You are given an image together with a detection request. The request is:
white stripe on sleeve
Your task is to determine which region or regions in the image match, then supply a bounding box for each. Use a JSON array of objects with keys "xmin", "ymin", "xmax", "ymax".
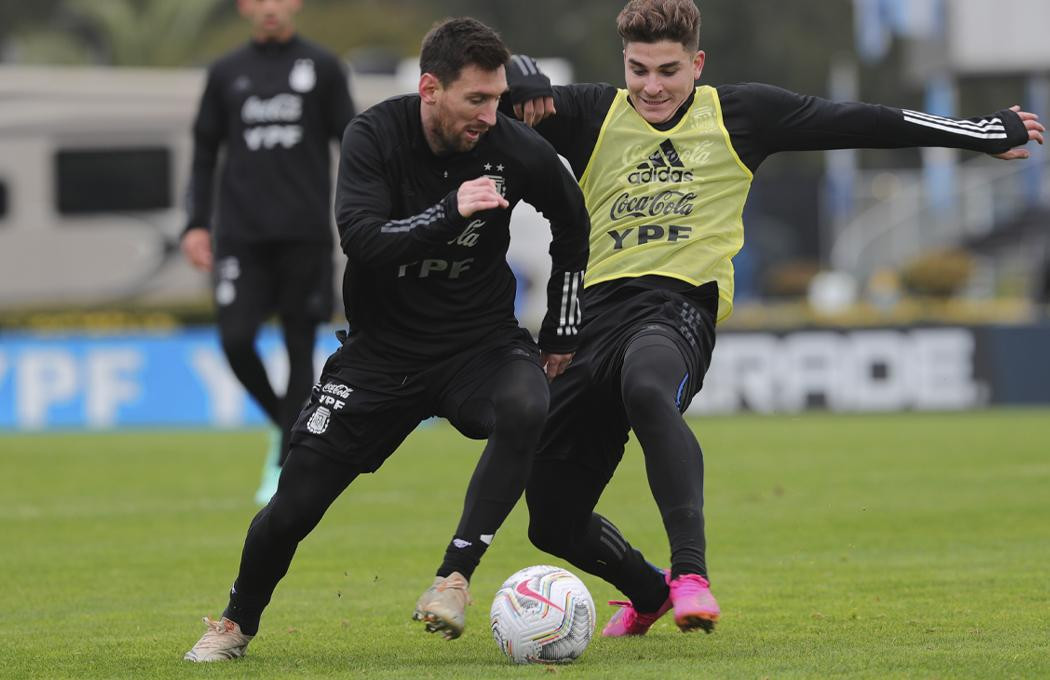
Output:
[
  {"xmin": 555, "ymin": 271, "xmax": 583, "ymax": 337},
  {"xmin": 902, "ymin": 113, "xmax": 1008, "ymax": 140}
]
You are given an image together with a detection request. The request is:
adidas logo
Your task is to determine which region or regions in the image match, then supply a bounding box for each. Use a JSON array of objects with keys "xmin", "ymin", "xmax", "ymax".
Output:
[{"xmin": 628, "ymin": 139, "xmax": 694, "ymax": 185}]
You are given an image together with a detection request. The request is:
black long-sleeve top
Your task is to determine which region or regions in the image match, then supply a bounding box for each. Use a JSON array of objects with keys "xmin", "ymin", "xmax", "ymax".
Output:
[
  {"xmin": 505, "ymin": 66, "xmax": 1030, "ymax": 315},
  {"xmin": 512, "ymin": 80, "xmax": 1027, "ymax": 180},
  {"xmin": 334, "ymin": 94, "xmax": 590, "ymax": 369},
  {"xmin": 186, "ymin": 35, "xmax": 355, "ymax": 244}
]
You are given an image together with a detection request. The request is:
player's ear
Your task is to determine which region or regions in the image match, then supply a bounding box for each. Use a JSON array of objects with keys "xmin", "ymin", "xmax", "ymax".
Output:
[
  {"xmin": 419, "ymin": 72, "xmax": 441, "ymax": 104},
  {"xmin": 693, "ymin": 50, "xmax": 705, "ymax": 80}
]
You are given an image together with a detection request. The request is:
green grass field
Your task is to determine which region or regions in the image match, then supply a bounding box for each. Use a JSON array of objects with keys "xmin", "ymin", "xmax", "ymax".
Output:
[{"xmin": 2, "ymin": 410, "xmax": 1048, "ymax": 679}]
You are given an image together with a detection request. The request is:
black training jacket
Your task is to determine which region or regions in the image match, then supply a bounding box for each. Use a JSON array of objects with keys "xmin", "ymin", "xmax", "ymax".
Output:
[
  {"xmin": 335, "ymin": 94, "xmax": 590, "ymax": 368},
  {"xmin": 187, "ymin": 35, "xmax": 355, "ymax": 244}
]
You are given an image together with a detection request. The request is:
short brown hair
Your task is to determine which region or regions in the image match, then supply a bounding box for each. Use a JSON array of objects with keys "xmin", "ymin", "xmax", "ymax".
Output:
[
  {"xmin": 420, "ymin": 17, "xmax": 510, "ymax": 86},
  {"xmin": 616, "ymin": 0, "xmax": 701, "ymax": 51}
]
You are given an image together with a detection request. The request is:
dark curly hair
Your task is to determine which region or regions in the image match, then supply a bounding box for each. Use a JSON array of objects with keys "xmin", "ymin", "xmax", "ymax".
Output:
[
  {"xmin": 617, "ymin": 0, "xmax": 701, "ymax": 51},
  {"xmin": 420, "ymin": 17, "xmax": 510, "ymax": 86}
]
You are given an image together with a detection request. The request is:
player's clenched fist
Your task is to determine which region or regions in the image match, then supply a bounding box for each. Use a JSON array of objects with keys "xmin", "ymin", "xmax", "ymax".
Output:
[{"xmin": 457, "ymin": 176, "xmax": 509, "ymax": 218}]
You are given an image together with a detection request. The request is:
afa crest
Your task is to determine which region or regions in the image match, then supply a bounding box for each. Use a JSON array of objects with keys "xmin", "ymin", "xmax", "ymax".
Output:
[
  {"xmin": 306, "ymin": 406, "xmax": 331, "ymax": 435},
  {"xmin": 289, "ymin": 59, "xmax": 316, "ymax": 93}
]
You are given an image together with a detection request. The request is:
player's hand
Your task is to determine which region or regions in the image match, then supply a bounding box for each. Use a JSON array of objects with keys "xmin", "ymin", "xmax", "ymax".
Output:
[
  {"xmin": 457, "ymin": 176, "xmax": 509, "ymax": 218},
  {"xmin": 181, "ymin": 227, "xmax": 213, "ymax": 272},
  {"xmin": 993, "ymin": 106, "xmax": 1044, "ymax": 160},
  {"xmin": 512, "ymin": 96, "xmax": 556, "ymax": 127},
  {"xmin": 541, "ymin": 351, "xmax": 573, "ymax": 382}
]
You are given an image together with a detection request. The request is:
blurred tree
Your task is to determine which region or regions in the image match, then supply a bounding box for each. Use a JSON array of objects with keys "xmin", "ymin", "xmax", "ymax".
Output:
[
  {"xmin": 188, "ymin": 0, "xmax": 438, "ymax": 68},
  {"xmin": 0, "ymin": 0, "xmax": 66, "ymax": 41},
  {"xmin": 438, "ymin": 0, "xmax": 856, "ymax": 92},
  {"xmin": 9, "ymin": 0, "xmax": 227, "ymax": 66}
]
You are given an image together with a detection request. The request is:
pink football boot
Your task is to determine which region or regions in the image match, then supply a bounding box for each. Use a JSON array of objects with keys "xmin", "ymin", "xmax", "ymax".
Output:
[{"xmin": 669, "ymin": 573, "xmax": 719, "ymax": 633}]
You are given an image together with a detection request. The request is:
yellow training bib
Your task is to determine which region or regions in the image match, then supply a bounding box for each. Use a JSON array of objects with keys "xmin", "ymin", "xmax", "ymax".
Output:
[{"xmin": 579, "ymin": 86, "xmax": 752, "ymax": 321}]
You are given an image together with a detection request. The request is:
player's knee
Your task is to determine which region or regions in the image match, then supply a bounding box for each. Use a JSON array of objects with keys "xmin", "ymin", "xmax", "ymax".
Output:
[
  {"xmin": 622, "ymin": 375, "xmax": 678, "ymax": 422},
  {"xmin": 219, "ymin": 324, "xmax": 258, "ymax": 357},
  {"xmin": 527, "ymin": 514, "xmax": 571, "ymax": 557},
  {"xmin": 263, "ymin": 488, "xmax": 325, "ymax": 543},
  {"xmin": 525, "ymin": 482, "xmax": 576, "ymax": 556},
  {"xmin": 490, "ymin": 377, "xmax": 548, "ymax": 440},
  {"xmin": 264, "ymin": 504, "xmax": 316, "ymax": 545},
  {"xmin": 499, "ymin": 387, "xmax": 548, "ymax": 432},
  {"xmin": 279, "ymin": 317, "xmax": 316, "ymax": 355}
]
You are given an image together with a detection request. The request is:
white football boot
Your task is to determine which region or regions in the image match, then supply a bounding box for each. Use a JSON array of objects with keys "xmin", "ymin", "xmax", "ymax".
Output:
[
  {"xmin": 412, "ymin": 572, "xmax": 472, "ymax": 640},
  {"xmin": 184, "ymin": 616, "xmax": 253, "ymax": 662}
]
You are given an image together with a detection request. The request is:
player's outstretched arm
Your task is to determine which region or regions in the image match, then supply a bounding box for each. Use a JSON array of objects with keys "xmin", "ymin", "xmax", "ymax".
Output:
[
  {"xmin": 992, "ymin": 105, "xmax": 1044, "ymax": 160},
  {"xmin": 504, "ymin": 55, "xmax": 616, "ymax": 177},
  {"xmin": 730, "ymin": 83, "xmax": 1038, "ymax": 166},
  {"xmin": 506, "ymin": 55, "xmax": 557, "ymax": 126}
]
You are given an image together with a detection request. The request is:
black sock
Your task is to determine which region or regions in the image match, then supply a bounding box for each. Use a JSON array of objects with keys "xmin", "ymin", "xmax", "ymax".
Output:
[
  {"xmin": 635, "ymin": 561, "xmax": 672, "ymax": 613},
  {"xmin": 664, "ymin": 506, "xmax": 707, "ymax": 580},
  {"xmin": 582, "ymin": 515, "xmax": 668, "ymax": 612},
  {"xmin": 437, "ymin": 534, "xmax": 491, "ymax": 580},
  {"xmin": 222, "ymin": 583, "xmax": 269, "ymax": 636}
]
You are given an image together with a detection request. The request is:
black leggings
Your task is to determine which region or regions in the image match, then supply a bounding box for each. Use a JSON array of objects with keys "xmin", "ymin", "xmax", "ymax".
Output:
[
  {"xmin": 224, "ymin": 446, "xmax": 357, "ymax": 634},
  {"xmin": 527, "ymin": 333, "xmax": 706, "ymax": 611},
  {"xmin": 220, "ymin": 312, "xmax": 316, "ymax": 466},
  {"xmin": 224, "ymin": 358, "xmax": 548, "ymax": 633},
  {"xmin": 437, "ymin": 359, "xmax": 549, "ymax": 578}
]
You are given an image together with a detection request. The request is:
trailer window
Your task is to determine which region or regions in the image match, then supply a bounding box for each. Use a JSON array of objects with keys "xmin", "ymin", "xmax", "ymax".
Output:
[{"xmin": 55, "ymin": 147, "xmax": 171, "ymax": 215}]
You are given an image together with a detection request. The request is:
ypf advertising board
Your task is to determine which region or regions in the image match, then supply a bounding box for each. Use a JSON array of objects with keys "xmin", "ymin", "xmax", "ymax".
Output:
[
  {"xmin": 0, "ymin": 324, "xmax": 1047, "ymax": 430},
  {"xmin": 690, "ymin": 325, "xmax": 1050, "ymax": 414},
  {"xmin": 0, "ymin": 327, "xmax": 339, "ymax": 431}
]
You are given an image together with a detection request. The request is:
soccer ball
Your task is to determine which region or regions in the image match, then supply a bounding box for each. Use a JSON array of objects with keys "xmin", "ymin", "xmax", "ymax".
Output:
[{"xmin": 489, "ymin": 565, "xmax": 596, "ymax": 664}]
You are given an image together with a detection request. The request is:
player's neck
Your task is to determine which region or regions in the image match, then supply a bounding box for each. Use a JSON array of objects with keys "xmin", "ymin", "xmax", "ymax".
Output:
[
  {"xmin": 252, "ymin": 26, "xmax": 296, "ymax": 44},
  {"xmin": 627, "ymin": 88, "xmax": 697, "ymax": 131},
  {"xmin": 419, "ymin": 105, "xmax": 450, "ymax": 157}
]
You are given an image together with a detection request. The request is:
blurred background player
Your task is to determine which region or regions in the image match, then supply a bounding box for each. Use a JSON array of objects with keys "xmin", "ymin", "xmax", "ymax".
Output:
[
  {"xmin": 507, "ymin": 0, "xmax": 1044, "ymax": 638},
  {"xmin": 183, "ymin": 17, "xmax": 589, "ymax": 661},
  {"xmin": 181, "ymin": 0, "xmax": 355, "ymax": 504}
]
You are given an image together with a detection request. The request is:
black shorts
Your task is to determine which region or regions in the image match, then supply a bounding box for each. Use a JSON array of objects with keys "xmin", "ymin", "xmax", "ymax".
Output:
[
  {"xmin": 213, "ymin": 240, "xmax": 334, "ymax": 325},
  {"xmin": 289, "ymin": 328, "xmax": 542, "ymax": 472},
  {"xmin": 535, "ymin": 282, "xmax": 717, "ymax": 479}
]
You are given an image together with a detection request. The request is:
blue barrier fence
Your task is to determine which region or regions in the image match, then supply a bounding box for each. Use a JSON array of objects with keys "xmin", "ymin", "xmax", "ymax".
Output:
[
  {"xmin": 0, "ymin": 326, "xmax": 340, "ymax": 430},
  {"xmin": 1, "ymin": 323, "xmax": 1048, "ymax": 431}
]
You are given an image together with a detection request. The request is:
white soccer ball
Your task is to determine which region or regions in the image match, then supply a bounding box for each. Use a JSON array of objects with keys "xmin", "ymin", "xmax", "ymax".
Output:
[{"xmin": 490, "ymin": 564, "xmax": 596, "ymax": 664}]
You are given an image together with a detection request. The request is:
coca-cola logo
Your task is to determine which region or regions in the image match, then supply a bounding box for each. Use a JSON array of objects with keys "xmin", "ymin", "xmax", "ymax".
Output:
[
  {"xmin": 241, "ymin": 94, "xmax": 303, "ymax": 124},
  {"xmin": 609, "ymin": 190, "xmax": 696, "ymax": 221}
]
